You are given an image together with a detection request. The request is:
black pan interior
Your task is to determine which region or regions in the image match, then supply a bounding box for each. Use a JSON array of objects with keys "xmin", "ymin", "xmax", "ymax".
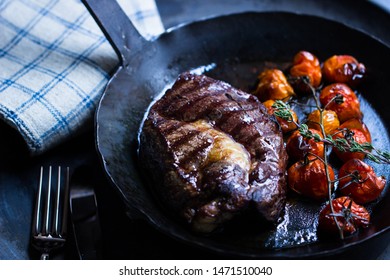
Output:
[{"xmin": 94, "ymin": 11, "xmax": 390, "ymax": 258}]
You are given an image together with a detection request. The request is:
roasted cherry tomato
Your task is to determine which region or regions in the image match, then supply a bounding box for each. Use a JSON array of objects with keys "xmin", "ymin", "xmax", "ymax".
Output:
[
  {"xmin": 254, "ymin": 69, "xmax": 295, "ymax": 102},
  {"xmin": 339, "ymin": 118, "xmax": 371, "ymax": 143},
  {"xmin": 319, "ymin": 83, "xmax": 362, "ymax": 123},
  {"xmin": 286, "ymin": 128, "xmax": 324, "ymax": 161},
  {"xmin": 322, "ymin": 55, "xmax": 366, "ymax": 87},
  {"xmin": 338, "ymin": 159, "xmax": 386, "ymax": 204},
  {"xmin": 307, "ymin": 109, "xmax": 340, "ymax": 135},
  {"xmin": 332, "ymin": 128, "xmax": 369, "ymax": 162},
  {"xmin": 289, "ymin": 51, "xmax": 322, "ymax": 93},
  {"xmin": 318, "ymin": 196, "xmax": 370, "ymax": 236},
  {"xmin": 288, "ymin": 159, "xmax": 335, "ymax": 200},
  {"xmin": 263, "ymin": 99, "xmax": 298, "ymax": 133}
]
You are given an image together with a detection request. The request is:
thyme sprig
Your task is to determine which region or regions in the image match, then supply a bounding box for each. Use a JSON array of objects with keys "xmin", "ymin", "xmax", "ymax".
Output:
[
  {"xmin": 272, "ymin": 100, "xmax": 296, "ymax": 123},
  {"xmin": 272, "ymin": 102, "xmax": 390, "ymax": 164},
  {"xmin": 328, "ymin": 131, "xmax": 390, "ymax": 164}
]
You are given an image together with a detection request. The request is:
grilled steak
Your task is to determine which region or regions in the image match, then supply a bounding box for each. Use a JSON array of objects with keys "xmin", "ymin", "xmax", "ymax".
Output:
[{"xmin": 139, "ymin": 72, "xmax": 288, "ymax": 233}]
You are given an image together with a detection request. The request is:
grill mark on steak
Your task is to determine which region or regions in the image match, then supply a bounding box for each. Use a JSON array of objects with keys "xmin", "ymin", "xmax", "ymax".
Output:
[
  {"xmin": 139, "ymin": 72, "xmax": 287, "ymax": 233},
  {"xmin": 167, "ymin": 128, "xmax": 199, "ymax": 149}
]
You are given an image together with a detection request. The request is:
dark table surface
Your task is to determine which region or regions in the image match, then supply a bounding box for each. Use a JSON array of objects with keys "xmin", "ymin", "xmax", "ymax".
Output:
[{"xmin": 1, "ymin": 0, "xmax": 389, "ymax": 260}]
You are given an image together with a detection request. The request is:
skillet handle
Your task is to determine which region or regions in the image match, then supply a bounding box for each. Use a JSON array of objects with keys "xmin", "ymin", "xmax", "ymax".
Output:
[{"xmin": 82, "ymin": 0, "xmax": 146, "ymax": 65}]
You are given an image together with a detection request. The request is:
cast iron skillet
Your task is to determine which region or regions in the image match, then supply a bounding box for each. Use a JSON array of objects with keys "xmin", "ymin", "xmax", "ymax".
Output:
[{"xmin": 83, "ymin": 0, "xmax": 390, "ymax": 258}]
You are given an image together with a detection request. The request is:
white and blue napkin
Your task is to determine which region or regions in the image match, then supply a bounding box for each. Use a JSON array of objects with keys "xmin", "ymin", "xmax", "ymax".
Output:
[{"xmin": 0, "ymin": 0, "xmax": 164, "ymax": 155}]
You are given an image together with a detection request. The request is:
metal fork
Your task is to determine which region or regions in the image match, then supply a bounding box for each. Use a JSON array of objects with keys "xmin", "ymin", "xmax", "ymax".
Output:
[{"xmin": 31, "ymin": 166, "xmax": 70, "ymax": 260}]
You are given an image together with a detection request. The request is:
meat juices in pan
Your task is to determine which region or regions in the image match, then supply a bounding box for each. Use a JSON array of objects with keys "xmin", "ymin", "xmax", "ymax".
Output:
[{"xmin": 139, "ymin": 72, "xmax": 288, "ymax": 233}]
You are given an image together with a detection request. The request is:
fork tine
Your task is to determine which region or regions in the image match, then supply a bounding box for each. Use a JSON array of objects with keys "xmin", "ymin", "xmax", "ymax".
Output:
[
  {"xmin": 32, "ymin": 166, "xmax": 44, "ymax": 236},
  {"xmin": 53, "ymin": 166, "xmax": 61, "ymax": 236},
  {"xmin": 42, "ymin": 166, "xmax": 52, "ymax": 235},
  {"xmin": 61, "ymin": 167, "xmax": 70, "ymax": 237}
]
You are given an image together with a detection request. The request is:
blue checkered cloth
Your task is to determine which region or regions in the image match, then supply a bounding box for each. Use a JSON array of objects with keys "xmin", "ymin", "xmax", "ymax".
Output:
[{"xmin": 0, "ymin": 0, "xmax": 164, "ymax": 155}]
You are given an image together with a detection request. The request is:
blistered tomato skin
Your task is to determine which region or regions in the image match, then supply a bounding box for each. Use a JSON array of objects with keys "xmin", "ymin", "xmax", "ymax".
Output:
[
  {"xmin": 318, "ymin": 196, "xmax": 370, "ymax": 236},
  {"xmin": 307, "ymin": 109, "xmax": 340, "ymax": 135},
  {"xmin": 339, "ymin": 118, "xmax": 371, "ymax": 143},
  {"xmin": 263, "ymin": 99, "xmax": 298, "ymax": 133},
  {"xmin": 322, "ymin": 55, "xmax": 366, "ymax": 87},
  {"xmin": 339, "ymin": 159, "xmax": 386, "ymax": 204},
  {"xmin": 287, "ymin": 159, "xmax": 335, "ymax": 200},
  {"xmin": 332, "ymin": 128, "xmax": 368, "ymax": 162},
  {"xmin": 254, "ymin": 69, "xmax": 295, "ymax": 102},
  {"xmin": 320, "ymin": 83, "xmax": 362, "ymax": 123},
  {"xmin": 290, "ymin": 51, "xmax": 322, "ymax": 93},
  {"xmin": 286, "ymin": 129, "xmax": 324, "ymax": 161}
]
